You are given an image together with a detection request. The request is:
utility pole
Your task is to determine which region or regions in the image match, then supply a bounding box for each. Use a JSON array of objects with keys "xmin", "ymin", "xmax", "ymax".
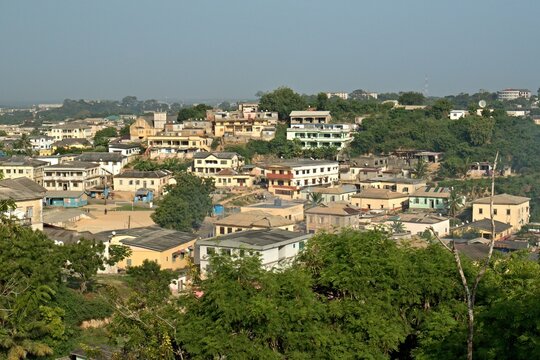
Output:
[{"xmin": 127, "ymin": 215, "xmax": 131, "ymax": 229}]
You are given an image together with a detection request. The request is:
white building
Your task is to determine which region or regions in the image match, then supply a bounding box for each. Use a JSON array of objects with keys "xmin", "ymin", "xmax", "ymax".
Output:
[
  {"xmin": 386, "ymin": 213, "xmax": 450, "ymax": 237},
  {"xmin": 43, "ymin": 161, "xmax": 103, "ymax": 191},
  {"xmin": 29, "ymin": 135, "xmax": 55, "ymax": 152},
  {"xmin": 326, "ymin": 92, "xmax": 349, "ymax": 100},
  {"xmin": 286, "ymin": 123, "xmax": 355, "ymax": 149},
  {"xmin": 108, "ymin": 143, "xmax": 141, "ymax": 159},
  {"xmin": 449, "ymin": 110, "xmax": 468, "ymax": 120},
  {"xmin": 197, "ymin": 229, "xmax": 312, "ymax": 275},
  {"xmin": 75, "ymin": 152, "xmax": 128, "ymax": 176},
  {"xmin": 265, "ymin": 159, "xmax": 340, "ymax": 199},
  {"xmin": 497, "ymin": 89, "xmax": 532, "ymax": 101}
]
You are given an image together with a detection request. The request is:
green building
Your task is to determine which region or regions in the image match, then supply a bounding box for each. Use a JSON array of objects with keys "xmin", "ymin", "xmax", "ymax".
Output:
[{"xmin": 409, "ymin": 186, "xmax": 450, "ymax": 211}]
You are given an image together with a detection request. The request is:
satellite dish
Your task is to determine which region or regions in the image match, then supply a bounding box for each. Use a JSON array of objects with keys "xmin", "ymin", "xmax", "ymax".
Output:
[{"xmin": 478, "ymin": 100, "xmax": 487, "ymax": 108}]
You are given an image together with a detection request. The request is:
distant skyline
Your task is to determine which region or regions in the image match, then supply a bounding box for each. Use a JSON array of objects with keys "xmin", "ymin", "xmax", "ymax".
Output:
[{"xmin": 1, "ymin": 0, "xmax": 539, "ymax": 104}]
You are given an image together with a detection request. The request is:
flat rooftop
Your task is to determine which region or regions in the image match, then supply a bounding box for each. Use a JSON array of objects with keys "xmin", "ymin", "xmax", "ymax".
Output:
[{"xmin": 198, "ymin": 229, "xmax": 311, "ymax": 250}]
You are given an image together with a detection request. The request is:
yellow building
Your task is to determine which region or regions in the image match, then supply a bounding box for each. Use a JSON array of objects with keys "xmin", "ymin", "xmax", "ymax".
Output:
[
  {"xmin": 0, "ymin": 177, "xmax": 47, "ymax": 231},
  {"xmin": 240, "ymin": 198, "xmax": 304, "ymax": 222},
  {"xmin": 454, "ymin": 219, "xmax": 513, "ymax": 241},
  {"xmin": 130, "ymin": 117, "xmax": 157, "ymax": 141},
  {"xmin": 351, "ymin": 188, "xmax": 408, "ymax": 212},
  {"xmin": 113, "ymin": 170, "xmax": 173, "ymax": 196},
  {"xmin": 213, "ymin": 114, "xmax": 278, "ymax": 139},
  {"xmin": 0, "ymin": 156, "xmax": 48, "ymax": 185},
  {"xmin": 214, "ymin": 210, "xmax": 295, "ymax": 236},
  {"xmin": 47, "ymin": 123, "xmax": 92, "ymax": 141},
  {"xmin": 147, "ymin": 134, "xmax": 212, "ymax": 159},
  {"xmin": 472, "ymin": 193, "xmax": 530, "ymax": 232},
  {"xmin": 305, "ymin": 202, "xmax": 362, "ymax": 234},
  {"xmin": 111, "ymin": 226, "xmax": 197, "ymax": 270},
  {"xmin": 51, "ymin": 138, "xmax": 92, "ymax": 151},
  {"xmin": 192, "ymin": 152, "xmax": 243, "ymax": 175}
]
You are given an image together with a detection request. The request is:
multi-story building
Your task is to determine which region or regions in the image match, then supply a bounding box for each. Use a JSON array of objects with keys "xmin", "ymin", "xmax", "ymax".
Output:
[
  {"xmin": 305, "ymin": 202, "xmax": 363, "ymax": 233},
  {"xmin": 300, "ymin": 185, "xmax": 357, "ymax": 204},
  {"xmin": 264, "ymin": 159, "xmax": 339, "ymax": 199},
  {"xmin": 0, "ymin": 156, "xmax": 48, "ymax": 185},
  {"xmin": 29, "ymin": 135, "xmax": 55, "ymax": 155},
  {"xmin": 43, "ymin": 161, "xmax": 103, "ymax": 191},
  {"xmin": 146, "ymin": 134, "xmax": 212, "ymax": 159},
  {"xmin": 197, "ymin": 229, "xmax": 312, "ymax": 275},
  {"xmin": 108, "ymin": 143, "xmax": 141, "ymax": 160},
  {"xmin": 47, "ymin": 123, "xmax": 92, "ymax": 141},
  {"xmin": 289, "ymin": 111, "xmax": 331, "ymax": 124},
  {"xmin": 213, "ymin": 112, "xmax": 278, "ymax": 140},
  {"xmin": 113, "ymin": 170, "xmax": 173, "ymax": 196},
  {"xmin": 384, "ymin": 213, "xmax": 450, "ymax": 237},
  {"xmin": 76, "ymin": 152, "xmax": 128, "ymax": 176},
  {"xmin": 472, "ymin": 193, "xmax": 530, "ymax": 232},
  {"xmin": 0, "ymin": 177, "xmax": 46, "ymax": 231},
  {"xmin": 130, "ymin": 117, "xmax": 157, "ymax": 141},
  {"xmin": 192, "ymin": 152, "xmax": 243, "ymax": 176},
  {"xmin": 497, "ymin": 89, "xmax": 531, "ymax": 101},
  {"xmin": 286, "ymin": 123, "xmax": 355, "ymax": 149}
]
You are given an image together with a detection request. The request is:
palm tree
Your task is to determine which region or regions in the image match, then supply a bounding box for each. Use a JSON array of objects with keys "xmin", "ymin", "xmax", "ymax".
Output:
[
  {"xmin": 307, "ymin": 192, "xmax": 323, "ymax": 207},
  {"xmin": 447, "ymin": 188, "xmax": 464, "ymax": 218},
  {"xmin": 390, "ymin": 220, "xmax": 405, "ymax": 234}
]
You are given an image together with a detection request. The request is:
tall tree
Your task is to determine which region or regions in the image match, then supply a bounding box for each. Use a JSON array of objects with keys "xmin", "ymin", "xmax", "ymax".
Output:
[
  {"xmin": 151, "ymin": 172, "xmax": 215, "ymax": 231},
  {"xmin": 258, "ymin": 87, "xmax": 308, "ymax": 120},
  {"xmin": 398, "ymin": 92, "xmax": 425, "ymax": 105}
]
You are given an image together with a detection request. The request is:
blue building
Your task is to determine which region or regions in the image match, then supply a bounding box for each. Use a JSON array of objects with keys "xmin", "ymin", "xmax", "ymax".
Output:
[{"xmin": 45, "ymin": 191, "xmax": 88, "ymax": 208}]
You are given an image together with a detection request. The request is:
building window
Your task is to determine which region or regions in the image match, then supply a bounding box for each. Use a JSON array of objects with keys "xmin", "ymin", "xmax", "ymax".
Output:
[
  {"xmin": 494, "ymin": 209, "xmax": 498, "ymax": 215},
  {"xmin": 506, "ymin": 209, "xmax": 511, "ymax": 215},
  {"xmin": 227, "ymin": 227, "xmax": 233, "ymax": 233},
  {"xmin": 479, "ymin": 208, "xmax": 483, "ymax": 214},
  {"xmin": 299, "ymin": 241, "xmax": 305, "ymax": 250},
  {"xmin": 119, "ymin": 180, "xmax": 123, "ymax": 185},
  {"xmin": 222, "ymin": 249, "xmax": 231, "ymax": 256}
]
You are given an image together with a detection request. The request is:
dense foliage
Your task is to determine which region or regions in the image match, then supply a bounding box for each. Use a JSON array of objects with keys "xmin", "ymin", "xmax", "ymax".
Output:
[
  {"xmin": 177, "ymin": 104, "xmax": 212, "ymax": 122},
  {"xmin": 258, "ymin": 87, "xmax": 308, "ymax": 120},
  {"xmin": 108, "ymin": 229, "xmax": 540, "ymax": 359},
  {"xmin": 131, "ymin": 158, "xmax": 192, "ymax": 173},
  {"xmin": 151, "ymin": 172, "xmax": 215, "ymax": 231},
  {"xmin": 93, "ymin": 127, "xmax": 118, "ymax": 147}
]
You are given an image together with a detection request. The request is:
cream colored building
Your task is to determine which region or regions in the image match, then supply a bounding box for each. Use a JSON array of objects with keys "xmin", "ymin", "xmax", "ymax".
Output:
[
  {"xmin": 113, "ymin": 170, "xmax": 173, "ymax": 196},
  {"xmin": 147, "ymin": 134, "xmax": 212, "ymax": 159},
  {"xmin": 289, "ymin": 111, "xmax": 331, "ymax": 124},
  {"xmin": 111, "ymin": 226, "xmax": 197, "ymax": 270},
  {"xmin": 0, "ymin": 157, "xmax": 48, "ymax": 185},
  {"xmin": 47, "ymin": 123, "xmax": 92, "ymax": 141},
  {"xmin": 351, "ymin": 188, "xmax": 408, "ymax": 212},
  {"xmin": 214, "ymin": 210, "xmax": 295, "ymax": 236},
  {"xmin": 212, "ymin": 169, "xmax": 254, "ymax": 188},
  {"xmin": 213, "ymin": 112, "xmax": 278, "ymax": 140},
  {"xmin": 43, "ymin": 161, "xmax": 103, "ymax": 191},
  {"xmin": 192, "ymin": 152, "xmax": 243, "ymax": 176},
  {"xmin": 300, "ymin": 185, "xmax": 357, "ymax": 204},
  {"xmin": 240, "ymin": 198, "xmax": 304, "ymax": 222},
  {"xmin": 130, "ymin": 117, "xmax": 157, "ymax": 142},
  {"xmin": 0, "ymin": 177, "xmax": 47, "ymax": 231},
  {"xmin": 305, "ymin": 202, "xmax": 362, "ymax": 233},
  {"xmin": 472, "ymin": 193, "xmax": 530, "ymax": 232},
  {"xmin": 286, "ymin": 123, "xmax": 355, "ymax": 149}
]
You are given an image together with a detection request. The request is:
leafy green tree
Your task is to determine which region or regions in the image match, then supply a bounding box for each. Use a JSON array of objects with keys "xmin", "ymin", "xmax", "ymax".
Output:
[
  {"xmin": 398, "ymin": 91, "xmax": 425, "ymax": 105},
  {"xmin": 414, "ymin": 158, "xmax": 428, "ymax": 179},
  {"xmin": 447, "ymin": 188, "xmax": 463, "ymax": 218},
  {"xmin": 177, "ymin": 104, "xmax": 212, "ymax": 122},
  {"xmin": 429, "ymin": 99, "xmax": 453, "ymax": 119},
  {"xmin": 93, "ymin": 127, "xmax": 117, "ymax": 147},
  {"xmin": 307, "ymin": 191, "xmax": 323, "ymax": 207},
  {"xmin": 258, "ymin": 87, "xmax": 308, "ymax": 120},
  {"xmin": 151, "ymin": 172, "xmax": 214, "ymax": 231}
]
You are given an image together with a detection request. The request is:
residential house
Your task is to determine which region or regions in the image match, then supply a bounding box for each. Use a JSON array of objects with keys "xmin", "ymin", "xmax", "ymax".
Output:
[
  {"xmin": 111, "ymin": 226, "xmax": 197, "ymax": 271},
  {"xmin": 409, "ymin": 186, "xmax": 451, "ymax": 211},
  {"xmin": 214, "ymin": 210, "xmax": 295, "ymax": 236},
  {"xmin": 213, "ymin": 111, "xmax": 278, "ymax": 141},
  {"xmin": 358, "ymin": 176, "xmax": 426, "ymax": 194},
  {"xmin": 300, "ymin": 185, "xmax": 357, "ymax": 204},
  {"xmin": 454, "ymin": 219, "xmax": 513, "ymax": 241},
  {"xmin": 0, "ymin": 156, "xmax": 48, "ymax": 185},
  {"xmin": 108, "ymin": 143, "xmax": 141, "ymax": 161},
  {"xmin": 497, "ymin": 88, "xmax": 531, "ymax": 101},
  {"xmin": 197, "ymin": 229, "xmax": 312, "ymax": 275},
  {"xmin": 146, "ymin": 134, "xmax": 212, "ymax": 159},
  {"xmin": 44, "ymin": 190, "xmax": 88, "ymax": 208},
  {"xmin": 192, "ymin": 152, "xmax": 243, "ymax": 176},
  {"xmin": 0, "ymin": 177, "xmax": 46, "ymax": 230},
  {"xmin": 305, "ymin": 202, "xmax": 363, "ymax": 233},
  {"xmin": 47, "ymin": 123, "xmax": 92, "ymax": 141},
  {"xmin": 449, "ymin": 110, "xmax": 468, "ymax": 120},
  {"xmin": 386, "ymin": 213, "xmax": 450, "ymax": 237},
  {"xmin": 75, "ymin": 152, "xmax": 128, "ymax": 176},
  {"xmin": 351, "ymin": 188, "xmax": 408, "ymax": 212},
  {"xmin": 29, "ymin": 135, "xmax": 55, "ymax": 155},
  {"xmin": 212, "ymin": 169, "xmax": 254, "ymax": 188},
  {"xmin": 113, "ymin": 170, "xmax": 173, "ymax": 196},
  {"xmin": 240, "ymin": 198, "xmax": 304, "ymax": 222},
  {"xmin": 472, "ymin": 194, "xmax": 530, "ymax": 232},
  {"xmin": 289, "ymin": 111, "xmax": 331, "ymax": 124},
  {"xmin": 286, "ymin": 123, "xmax": 355, "ymax": 149},
  {"xmin": 43, "ymin": 161, "xmax": 103, "ymax": 191},
  {"xmin": 264, "ymin": 159, "xmax": 340, "ymax": 199}
]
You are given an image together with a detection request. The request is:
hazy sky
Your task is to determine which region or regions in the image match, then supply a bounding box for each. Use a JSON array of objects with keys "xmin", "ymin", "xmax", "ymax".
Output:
[{"xmin": 1, "ymin": 0, "xmax": 539, "ymax": 104}]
